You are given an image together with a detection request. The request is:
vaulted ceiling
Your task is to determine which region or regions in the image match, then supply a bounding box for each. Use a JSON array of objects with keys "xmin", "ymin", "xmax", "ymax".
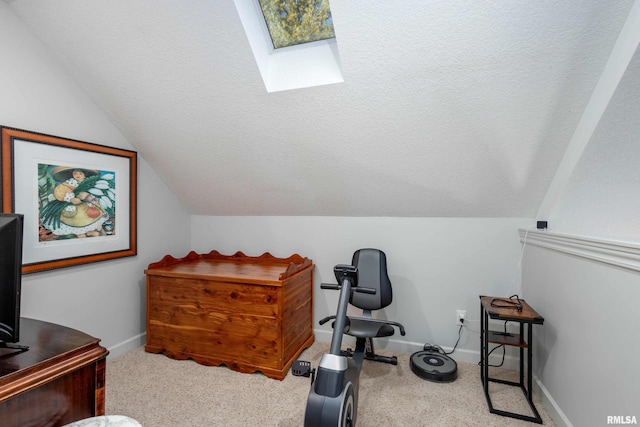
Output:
[{"xmin": 5, "ymin": 1, "xmax": 637, "ymax": 217}]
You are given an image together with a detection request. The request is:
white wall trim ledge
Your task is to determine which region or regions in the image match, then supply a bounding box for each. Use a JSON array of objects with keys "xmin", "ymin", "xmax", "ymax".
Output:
[{"xmin": 519, "ymin": 228, "xmax": 640, "ymax": 272}]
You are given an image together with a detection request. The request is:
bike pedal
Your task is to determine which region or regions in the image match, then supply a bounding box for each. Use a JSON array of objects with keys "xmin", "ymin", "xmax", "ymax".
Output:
[
  {"xmin": 340, "ymin": 348, "xmax": 354, "ymax": 357},
  {"xmin": 292, "ymin": 360, "xmax": 313, "ymax": 377}
]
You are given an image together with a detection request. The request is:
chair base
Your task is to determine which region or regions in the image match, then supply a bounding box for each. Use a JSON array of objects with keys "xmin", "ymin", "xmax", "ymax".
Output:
[{"xmin": 342, "ymin": 337, "xmax": 398, "ymax": 365}]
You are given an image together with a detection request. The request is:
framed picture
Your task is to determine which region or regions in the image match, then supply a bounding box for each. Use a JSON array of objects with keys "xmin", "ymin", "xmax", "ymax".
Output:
[{"xmin": 1, "ymin": 126, "xmax": 137, "ymax": 274}]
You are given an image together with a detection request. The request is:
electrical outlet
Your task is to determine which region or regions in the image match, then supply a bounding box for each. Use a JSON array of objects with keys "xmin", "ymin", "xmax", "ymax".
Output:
[{"xmin": 456, "ymin": 310, "xmax": 466, "ymax": 325}]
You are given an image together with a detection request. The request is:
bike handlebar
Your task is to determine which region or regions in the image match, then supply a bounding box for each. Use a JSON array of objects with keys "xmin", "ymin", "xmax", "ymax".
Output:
[{"xmin": 320, "ymin": 282, "xmax": 376, "ymax": 294}]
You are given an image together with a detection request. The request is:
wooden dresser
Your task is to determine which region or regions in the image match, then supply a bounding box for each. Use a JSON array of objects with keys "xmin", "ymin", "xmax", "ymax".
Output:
[
  {"xmin": 0, "ymin": 318, "xmax": 108, "ymax": 427},
  {"xmin": 144, "ymin": 250, "xmax": 314, "ymax": 380}
]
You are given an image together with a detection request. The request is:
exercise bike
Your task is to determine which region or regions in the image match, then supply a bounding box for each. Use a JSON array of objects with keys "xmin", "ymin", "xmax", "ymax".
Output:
[{"xmin": 298, "ymin": 263, "xmax": 405, "ymax": 427}]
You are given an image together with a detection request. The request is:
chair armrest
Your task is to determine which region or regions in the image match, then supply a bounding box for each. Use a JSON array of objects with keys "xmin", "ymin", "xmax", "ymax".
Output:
[
  {"xmin": 319, "ymin": 315, "xmax": 336, "ymax": 325},
  {"xmin": 385, "ymin": 320, "xmax": 406, "ymax": 336}
]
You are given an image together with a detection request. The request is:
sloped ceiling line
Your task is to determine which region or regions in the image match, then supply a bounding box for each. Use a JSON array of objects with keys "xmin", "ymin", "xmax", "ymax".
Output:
[
  {"xmin": 537, "ymin": 0, "xmax": 640, "ymax": 220},
  {"xmin": 5, "ymin": 1, "xmax": 637, "ymax": 217}
]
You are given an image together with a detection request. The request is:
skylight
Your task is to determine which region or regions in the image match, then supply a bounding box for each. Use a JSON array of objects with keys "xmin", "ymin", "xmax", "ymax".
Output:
[
  {"xmin": 234, "ymin": 0, "xmax": 344, "ymax": 92},
  {"xmin": 257, "ymin": 0, "xmax": 335, "ymax": 49}
]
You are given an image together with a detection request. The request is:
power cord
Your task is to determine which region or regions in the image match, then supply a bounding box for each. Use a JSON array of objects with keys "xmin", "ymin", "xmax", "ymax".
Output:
[
  {"xmin": 478, "ymin": 320, "xmax": 509, "ymax": 368},
  {"xmin": 490, "ymin": 294, "xmax": 523, "ymax": 312},
  {"xmin": 446, "ymin": 323, "xmax": 464, "ymax": 355},
  {"xmin": 422, "ymin": 323, "xmax": 464, "ymax": 356},
  {"xmin": 507, "ymin": 229, "xmax": 529, "ymax": 297}
]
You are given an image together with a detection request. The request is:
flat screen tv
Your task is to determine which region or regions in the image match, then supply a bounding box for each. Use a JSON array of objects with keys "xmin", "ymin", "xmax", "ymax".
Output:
[{"xmin": 0, "ymin": 213, "xmax": 26, "ymax": 350}]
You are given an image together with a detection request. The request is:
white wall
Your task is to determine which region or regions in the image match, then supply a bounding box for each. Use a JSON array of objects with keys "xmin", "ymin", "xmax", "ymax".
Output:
[
  {"xmin": 522, "ymin": 244, "xmax": 640, "ymax": 427},
  {"xmin": 548, "ymin": 45, "xmax": 640, "ymax": 242},
  {"xmin": 0, "ymin": 4, "xmax": 191, "ymax": 357},
  {"xmin": 191, "ymin": 216, "xmax": 532, "ymax": 361},
  {"xmin": 521, "ymin": 14, "xmax": 640, "ymax": 427}
]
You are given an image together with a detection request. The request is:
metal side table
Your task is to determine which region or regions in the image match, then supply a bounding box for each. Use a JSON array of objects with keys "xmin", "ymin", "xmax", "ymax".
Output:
[{"xmin": 480, "ymin": 295, "xmax": 545, "ymax": 424}]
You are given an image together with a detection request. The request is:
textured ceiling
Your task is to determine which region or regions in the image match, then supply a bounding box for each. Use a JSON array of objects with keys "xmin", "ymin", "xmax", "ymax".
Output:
[{"xmin": 6, "ymin": 0, "xmax": 636, "ymax": 216}]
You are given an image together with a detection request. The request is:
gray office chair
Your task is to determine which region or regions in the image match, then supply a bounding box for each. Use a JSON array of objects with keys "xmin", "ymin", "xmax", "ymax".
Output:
[{"xmin": 322, "ymin": 248, "xmax": 406, "ymax": 365}]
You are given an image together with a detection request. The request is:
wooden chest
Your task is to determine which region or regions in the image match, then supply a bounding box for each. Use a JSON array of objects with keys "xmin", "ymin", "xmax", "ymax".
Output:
[{"xmin": 144, "ymin": 250, "xmax": 314, "ymax": 380}]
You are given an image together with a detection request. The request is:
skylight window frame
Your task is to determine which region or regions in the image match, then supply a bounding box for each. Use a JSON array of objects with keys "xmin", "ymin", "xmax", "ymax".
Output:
[{"xmin": 234, "ymin": 0, "xmax": 343, "ymax": 93}]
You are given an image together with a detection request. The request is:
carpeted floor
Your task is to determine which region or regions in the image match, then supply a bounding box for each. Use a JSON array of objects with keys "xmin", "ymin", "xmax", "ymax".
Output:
[{"xmin": 105, "ymin": 341, "xmax": 556, "ymax": 426}]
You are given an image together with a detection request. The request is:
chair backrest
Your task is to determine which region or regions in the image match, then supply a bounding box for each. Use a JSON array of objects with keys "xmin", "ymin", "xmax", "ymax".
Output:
[{"xmin": 350, "ymin": 248, "xmax": 393, "ymax": 311}]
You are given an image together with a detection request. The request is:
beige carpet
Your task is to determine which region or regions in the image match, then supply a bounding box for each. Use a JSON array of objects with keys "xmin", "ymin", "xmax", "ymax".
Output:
[{"xmin": 106, "ymin": 341, "xmax": 556, "ymax": 426}]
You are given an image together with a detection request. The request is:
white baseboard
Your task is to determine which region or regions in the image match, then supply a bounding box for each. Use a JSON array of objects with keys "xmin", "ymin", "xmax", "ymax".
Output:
[
  {"xmin": 533, "ymin": 376, "xmax": 574, "ymax": 427},
  {"xmin": 313, "ymin": 329, "xmax": 519, "ymax": 369},
  {"xmin": 314, "ymin": 328, "xmax": 570, "ymax": 425},
  {"xmin": 111, "ymin": 329, "xmax": 572, "ymax": 425},
  {"xmin": 107, "ymin": 332, "xmax": 146, "ymax": 359}
]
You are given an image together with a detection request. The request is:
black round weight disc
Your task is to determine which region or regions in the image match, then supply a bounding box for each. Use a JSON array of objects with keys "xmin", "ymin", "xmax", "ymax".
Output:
[{"xmin": 410, "ymin": 350, "xmax": 458, "ymax": 382}]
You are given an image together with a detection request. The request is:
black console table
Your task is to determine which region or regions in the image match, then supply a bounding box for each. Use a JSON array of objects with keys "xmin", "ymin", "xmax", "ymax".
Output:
[{"xmin": 480, "ymin": 295, "xmax": 545, "ymax": 423}]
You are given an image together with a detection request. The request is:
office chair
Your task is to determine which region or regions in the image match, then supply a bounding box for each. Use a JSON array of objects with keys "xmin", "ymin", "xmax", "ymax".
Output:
[{"xmin": 321, "ymin": 248, "xmax": 405, "ymax": 365}]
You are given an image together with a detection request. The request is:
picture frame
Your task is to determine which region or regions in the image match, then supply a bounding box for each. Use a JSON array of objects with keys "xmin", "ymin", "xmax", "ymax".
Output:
[{"xmin": 1, "ymin": 126, "xmax": 137, "ymax": 274}]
